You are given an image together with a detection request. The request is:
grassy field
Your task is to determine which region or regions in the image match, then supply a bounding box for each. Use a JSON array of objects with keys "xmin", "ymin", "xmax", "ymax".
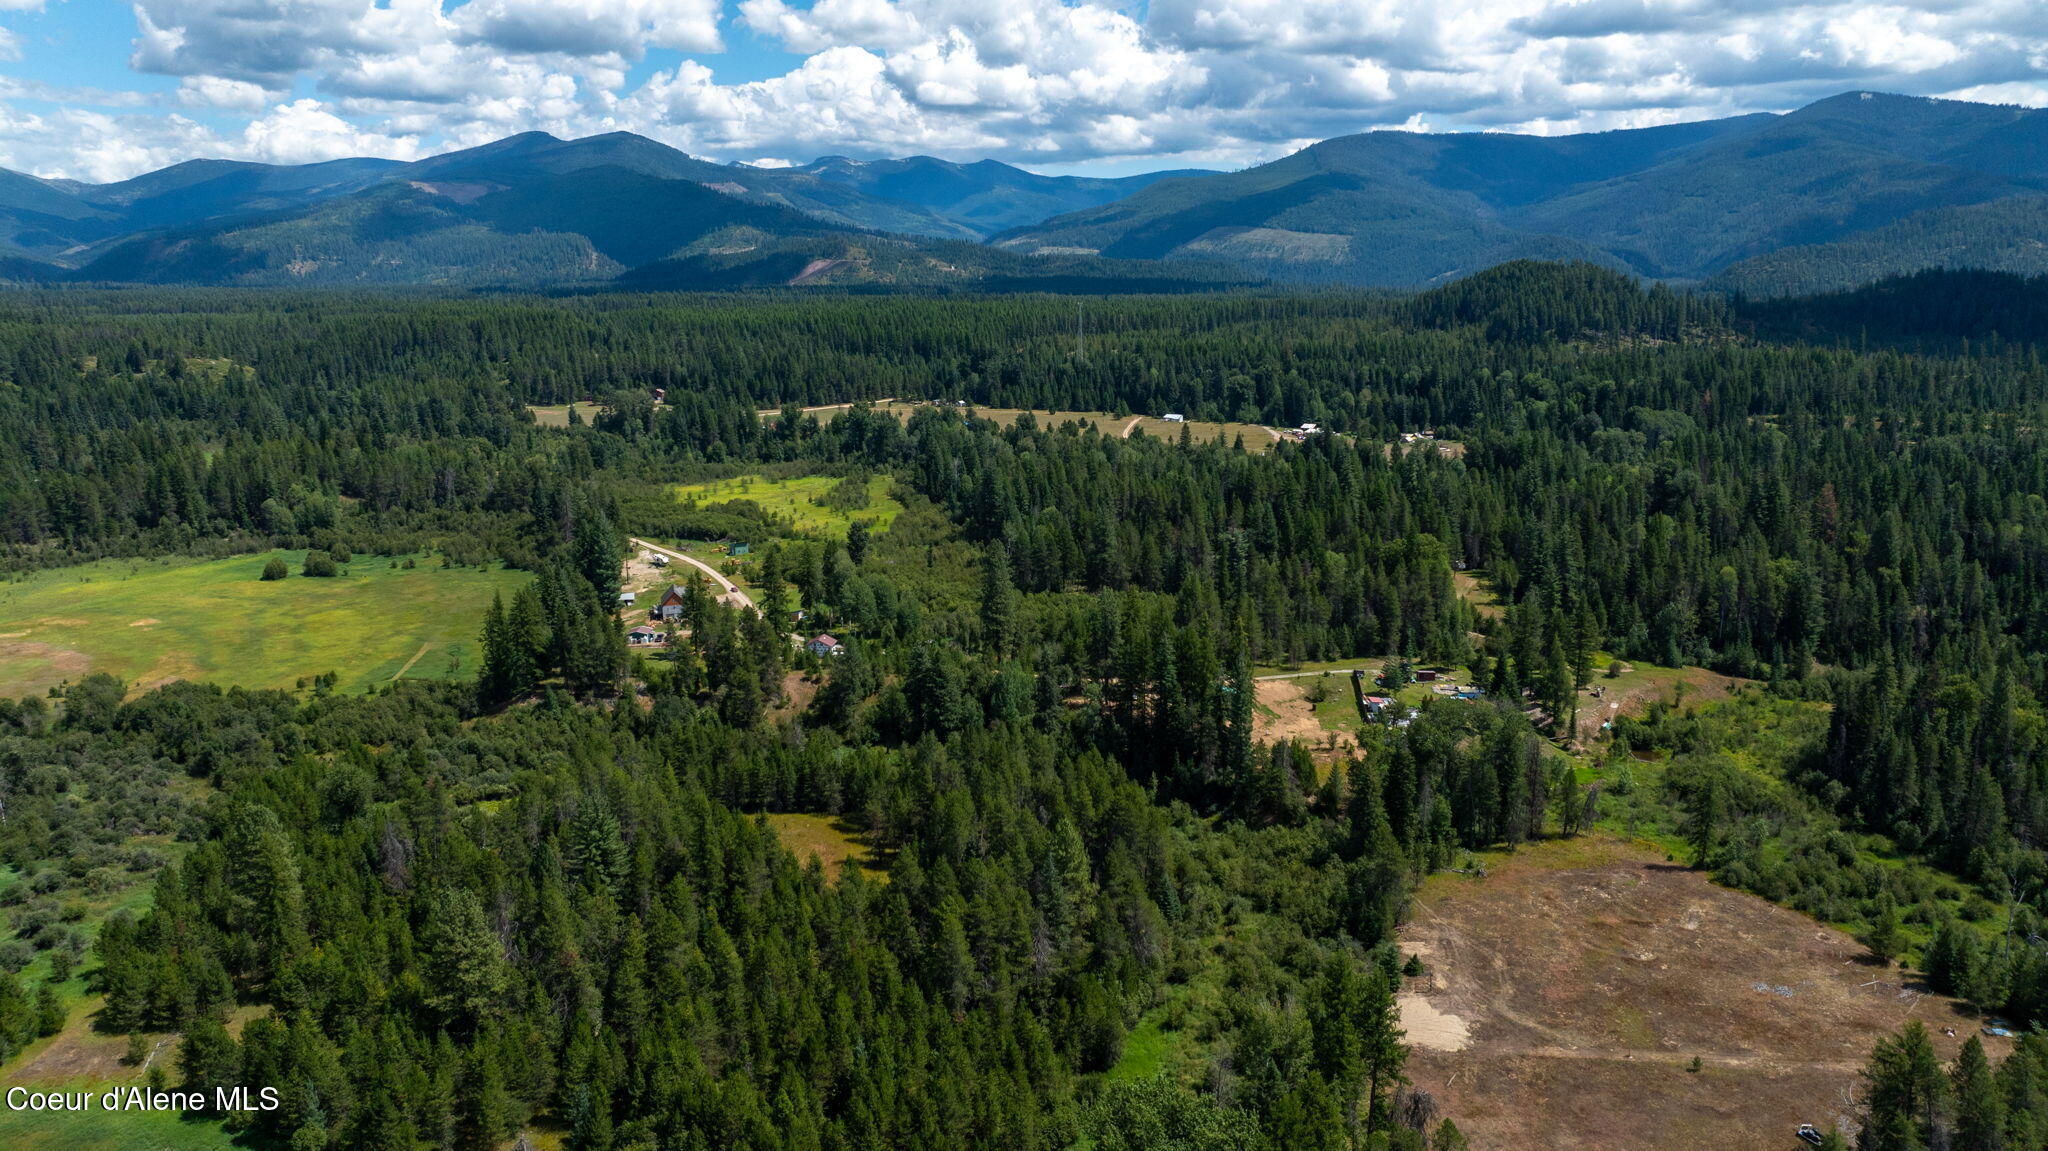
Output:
[
  {"xmin": 0, "ymin": 1099, "xmax": 239, "ymax": 1151},
  {"xmin": 1452, "ymin": 568, "xmax": 1504, "ymax": 620},
  {"xmin": 674, "ymin": 473, "xmax": 904, "ymax": 535},
  {"xmin": 1251, "ymin": 657, "xmax": 1383, "ymax": 678},
  {"xmin": 0, "ymin": 551, "xmax": 530, "ymax": 699},
  {"xmin": 526, "ymin": 402, "xmax": 586, "ymax": 427},
  {"xmin": 778, "ymin": 401, "xmax": 1287, "ymax": 454},
  {"xmin": 761, "ymin": 813, "xmax": 890, "ymax": 882},
  {"xmin": 1104, "ymin": 1004, "xmax": 1192, "ymax": 1084},
  {"xmin": 0, "ymin": 986, "xmax": 237, "ymax": 1151},
  {"xmin": 528, "ymin": 401, "xmax": 669, "ymax": 428}
]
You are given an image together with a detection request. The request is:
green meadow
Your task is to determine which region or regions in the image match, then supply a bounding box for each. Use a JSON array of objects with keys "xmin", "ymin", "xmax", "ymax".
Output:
[
  {"xmin": 0, "ymin": 985, "xmax": 237, "ymax": 1151},
  {"xmin": 0, "ymin": 551, "xmax": 529, "ymax": 699},
  {"xmin": 673, "ymin": 473, "xmax": 904, "ymax": 535},
  {"xmin": 0, "ymin": 1097, "xmax": 240, "ymax": 1151}
]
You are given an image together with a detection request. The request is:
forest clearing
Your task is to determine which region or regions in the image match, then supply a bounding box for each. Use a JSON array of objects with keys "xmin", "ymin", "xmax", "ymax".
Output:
[
  {"xmin": 671, "ymin": 472, "xmax": 904, "ymax": 535},
  {"xmin": 760, "ymin": 813, "xmax": 891, "ymax": 882},
  {"xmin": 0, "ymin": 992, "xmax": 237, "ymax": 1151},
  {"xmin": 772, "ymin": 400, "xmax": 1289, "ymax": 452},
  {"xmin": 1400, "ymin": 836, "xmax": 2003, "ymax": 1151},
  {"xmin": 0, "ymin": 552, "xmax": 530, "ymax": 698}
]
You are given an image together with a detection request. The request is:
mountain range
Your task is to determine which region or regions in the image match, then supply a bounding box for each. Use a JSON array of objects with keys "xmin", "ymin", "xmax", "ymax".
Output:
[
  {"xmin": 999, "ymin": 92, "xmax": 2048, "ymax": 292},
  {"xmin": 3, "ymin": 91, "xmax": 2046, "ymax": 293}
]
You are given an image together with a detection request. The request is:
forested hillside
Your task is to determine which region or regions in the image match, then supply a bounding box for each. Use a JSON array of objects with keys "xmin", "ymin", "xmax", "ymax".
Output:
[
  {"xmin": 11, "ymin": 91, "xmax": 2048, "ymax": 292},
  {"xmin": 6, "ymin": 265, "xmax": 2048, "ymax": 1147},
  {"xmin": 998, "ymin": 92, "xmax": 2048, "ymax": 289}
]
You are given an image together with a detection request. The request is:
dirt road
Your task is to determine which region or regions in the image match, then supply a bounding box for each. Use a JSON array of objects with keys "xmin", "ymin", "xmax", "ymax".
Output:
[{"xmin": 629, "ymin": 538, "xmax": 759, "ymax": 616}]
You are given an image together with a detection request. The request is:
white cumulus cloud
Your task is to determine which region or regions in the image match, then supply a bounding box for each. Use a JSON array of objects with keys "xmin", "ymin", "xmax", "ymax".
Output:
[{"xmin": 0, "ymin": 0, "xmax": 2038, "ymax": 179}]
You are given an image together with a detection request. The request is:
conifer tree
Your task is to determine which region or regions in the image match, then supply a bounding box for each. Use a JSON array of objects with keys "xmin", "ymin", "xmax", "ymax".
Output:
[
  {"xmin": 1859, "ymin": 1022, "xmax": 1948, "ymax": 1151},
  {"xmin": 1951, "ymin": 1037, "xmax": 2004, "ymax": 1151},
  {"xmin": 981, "ymin": 541, "xmax": 1018, "ymax": 656}
]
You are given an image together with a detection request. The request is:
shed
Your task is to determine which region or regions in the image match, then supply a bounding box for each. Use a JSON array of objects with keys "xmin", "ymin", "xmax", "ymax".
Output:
[{"xmin": 627, "ymin": 625, "xmax": 663, "ymax": 646}]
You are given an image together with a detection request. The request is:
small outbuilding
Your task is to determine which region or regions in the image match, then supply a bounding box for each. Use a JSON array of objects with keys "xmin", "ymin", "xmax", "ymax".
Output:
[{"xmin": 627, "ymin": 625, "xmax": 664, "ymax": 646}]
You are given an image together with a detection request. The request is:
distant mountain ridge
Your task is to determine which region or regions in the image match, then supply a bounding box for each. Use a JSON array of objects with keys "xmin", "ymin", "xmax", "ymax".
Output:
[
  {"xmin": 785, "ymin": 155, "xmax": 1210, "ymax": 237},
  {"xmin": 3, "ymin": 91, "xmax": 2046, "ymax": 293},
  {"xmin": 0, "ymin": 130, "xmax": 1233, "ymax": 289},
  {"xmin": 998, "ymin": 92, "xmax": 2048, "ymax": 292}
]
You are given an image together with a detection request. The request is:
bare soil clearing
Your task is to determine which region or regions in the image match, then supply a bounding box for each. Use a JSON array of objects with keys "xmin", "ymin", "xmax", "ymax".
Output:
[
  {"xmin": 622, "ymin": 549, "xmax": 669, "ymax": 597},
  {"xmin": 1574, "ymin": 664, "xmax": 1747, "ymax": 744},
  {"xmin": 1401, "ymin": 836, "xmax": 2003, "ymax": 1151},
  {"xmin": 770, "ymin": 671, "xmax": 820, "ymax": 721},
  {"xmin": 1253, "ymin": 677, "xmax": 1357, "ymax": 758}
]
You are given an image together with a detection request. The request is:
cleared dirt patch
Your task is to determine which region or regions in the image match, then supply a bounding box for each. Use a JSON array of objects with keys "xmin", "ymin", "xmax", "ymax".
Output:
[
  {"xmin": 1575, "ymin": 664, "xmax": 1748, "ymax": 744},
  {"xmin": 4, "ymin": 998, "xmax": 146, "ymax": 1087},
  {"xmin": 622, "ymin": 549, "xmax": 672, "ymax": 598},
  {"xmin": 1400, "ymin": 836, "xmax": 2003, "ymax": 1151},
  {"xmin": 0, "ymin": 639, "xmax": 90, "ymax": 696},
  {"xmin": 1398, "ymin": 992, "xmax": 1472, "ymax": 1052},
  {"xmin": 770, "ymin": 671, "xmax": 820, "ymax": 721},
  {"xmin": 1253, "ymin": 677, "xmax": 1357, "ymax": 759}
]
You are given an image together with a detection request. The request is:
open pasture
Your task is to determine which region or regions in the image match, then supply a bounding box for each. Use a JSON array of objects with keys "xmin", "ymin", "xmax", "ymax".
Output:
[{"xmin": 0, "ymin": 552, "xmax": 528, "ymax": 698}]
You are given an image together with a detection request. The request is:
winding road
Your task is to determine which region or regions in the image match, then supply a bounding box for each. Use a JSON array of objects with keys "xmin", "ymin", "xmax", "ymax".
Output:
[{"xmin": 629, "ymin": 537, "xmax": 760, "ymax": 616}]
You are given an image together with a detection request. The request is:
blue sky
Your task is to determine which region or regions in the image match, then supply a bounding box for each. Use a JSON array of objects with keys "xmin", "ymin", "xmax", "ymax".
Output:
[{"xmin": 2, "ymin": 0, "xmax": 2046, "ymax": 181}]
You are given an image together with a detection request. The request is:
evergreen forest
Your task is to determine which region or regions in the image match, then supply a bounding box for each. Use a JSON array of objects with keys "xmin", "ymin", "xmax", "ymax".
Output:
[{"xmin": 4, "ymin": 264, "xmax": 2048, "ymax": 1149}]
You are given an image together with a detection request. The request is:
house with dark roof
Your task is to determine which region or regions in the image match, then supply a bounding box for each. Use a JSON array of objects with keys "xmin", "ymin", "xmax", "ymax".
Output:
[{"xmin": 655, "ymin": 584, "xmax": 691, "ymax": 620}]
